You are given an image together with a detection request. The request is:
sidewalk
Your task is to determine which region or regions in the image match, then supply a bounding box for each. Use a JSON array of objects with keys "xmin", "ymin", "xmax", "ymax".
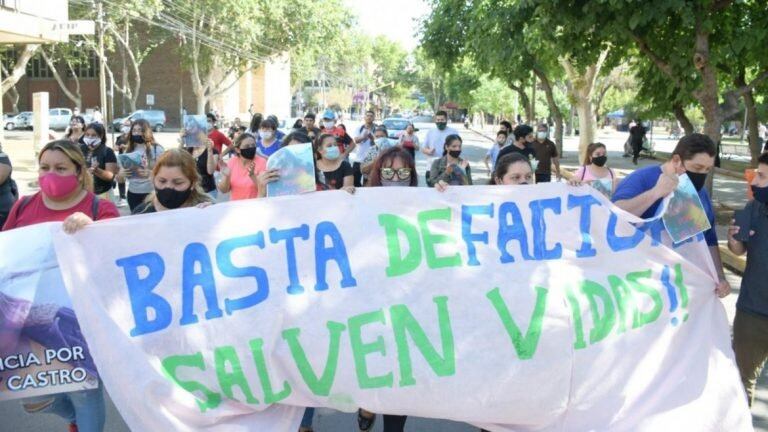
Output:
[{"xmin": 471, "ymin": 124, "xmax": 750, "ymax": 208}]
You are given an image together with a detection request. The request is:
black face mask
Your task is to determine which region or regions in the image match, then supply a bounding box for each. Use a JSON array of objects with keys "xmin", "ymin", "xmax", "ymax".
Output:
[
  {"xmin": 156, "ymin": 187, "xmax": 192, "ymax": 209},
  {"xmin": 131, "ymin": 135, "xmax": 145, "ymax": 144},
  {"xmin": 448, "ymin": 150, "xmax": 461, "ymax": 159},
  {"xmin": 686, "ymin": 171, "xmax": 708, "ymax": 192},
  {"xmin": 751, "ymin": 185, "xmax": 768, "ymax": 204},
  {"xmin": 592, "ymin": 156, "xmax": 608, "ymax": 167},
  {"xmin": 240, "ymin": 147, "xmax": 257, "ymax": 160}
]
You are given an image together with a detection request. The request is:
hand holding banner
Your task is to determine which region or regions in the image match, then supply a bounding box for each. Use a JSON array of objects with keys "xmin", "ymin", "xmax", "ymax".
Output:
[{"xmin": 2, "ymin": 184, "xmax": 747, "ymax": 431}]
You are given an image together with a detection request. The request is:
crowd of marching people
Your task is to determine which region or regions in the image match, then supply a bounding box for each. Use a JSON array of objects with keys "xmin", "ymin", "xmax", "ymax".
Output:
[{"xmin": 1, "ymin": 103, "xmax": 768, "ymax": 432}]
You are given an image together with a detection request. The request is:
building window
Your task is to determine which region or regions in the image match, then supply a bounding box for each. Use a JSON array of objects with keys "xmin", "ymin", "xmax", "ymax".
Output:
[
  {"xmin": 25, "ymin": 52, "xmax": 98, "ymax": 79},
  {"xmin": 26, "ymin": 55, "xmax": 54, "ymax": 79},
  {"xmin": 65, "ymin": 53, "xmax": 97, "ymax": 79}
]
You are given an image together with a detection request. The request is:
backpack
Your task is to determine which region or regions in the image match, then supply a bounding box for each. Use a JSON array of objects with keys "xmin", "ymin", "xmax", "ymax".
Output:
[{"xmin": 13, "ymin": 194, "xmax": 100, "ymax": 222}]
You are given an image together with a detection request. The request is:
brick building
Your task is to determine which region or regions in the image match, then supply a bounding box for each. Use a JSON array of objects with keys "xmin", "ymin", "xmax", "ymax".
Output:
[{"xmin": 3, "ymin": 39, "xmax": 291, "ymax": 129}]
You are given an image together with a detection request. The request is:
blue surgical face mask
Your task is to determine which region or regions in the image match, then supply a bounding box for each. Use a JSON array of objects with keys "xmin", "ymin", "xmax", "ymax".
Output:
[{"xmin": 324, "ymin": 145, "xmax": 340, "ymax": 160}]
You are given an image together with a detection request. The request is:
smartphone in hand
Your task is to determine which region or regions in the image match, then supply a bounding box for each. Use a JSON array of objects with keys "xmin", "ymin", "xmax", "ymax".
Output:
[{"xmin": 734, "ymin": 208, "xmax": 752, "ymax": 242}]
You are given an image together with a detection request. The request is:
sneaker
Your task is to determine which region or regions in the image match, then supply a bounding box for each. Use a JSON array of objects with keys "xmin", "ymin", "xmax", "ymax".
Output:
[
  {"xmin": 69, "ymin": 423, "xmax": 78, "ymax": 432},
  {"xmin": 117, "ymin": 198, "xmax": 127, "ymax": 207}
]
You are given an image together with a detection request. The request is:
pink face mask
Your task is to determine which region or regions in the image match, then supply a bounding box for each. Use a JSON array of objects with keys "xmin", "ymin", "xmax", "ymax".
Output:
[{"xmin": 39, "ymin": 172, "xmax": 80, "ymax": 199}]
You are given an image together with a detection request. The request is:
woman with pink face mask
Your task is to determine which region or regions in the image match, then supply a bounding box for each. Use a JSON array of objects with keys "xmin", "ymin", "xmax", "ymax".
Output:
[
  {"xmin": 1, "ymin": 140, "xmax": 118, "ymax": 431},
  {"xmin": 3, "ymin": 140, "xmax": 119, "ymax": 230}
]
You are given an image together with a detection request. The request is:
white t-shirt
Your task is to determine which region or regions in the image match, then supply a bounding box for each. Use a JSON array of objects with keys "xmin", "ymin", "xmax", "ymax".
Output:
[
  {"xmin": 422, "ymin": 126, "xmax": 459, "ymax": 167},
  {"xmin": 353, "ymin": 123, "xmax": 375, "ymax": 163}
]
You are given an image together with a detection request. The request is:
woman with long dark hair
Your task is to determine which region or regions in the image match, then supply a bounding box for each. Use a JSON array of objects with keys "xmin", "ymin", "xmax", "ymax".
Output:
[
  {"xmin": 80, "ymin": 123, "xmax": 118, "ymax": 199},
  {"xmin": 429, "ymin": 134, "xmax": 473, "ymax": 190},
  {"xmin": 120, "ymin": 119, "xmax": 165, "ymax": 210},
  {"xmin": 248, "ymin": 112, "xmax": 263, "ymax": 135},
  {"xmin": 573, "ymin": 142, "xmax": 617, "ymax": 197}
]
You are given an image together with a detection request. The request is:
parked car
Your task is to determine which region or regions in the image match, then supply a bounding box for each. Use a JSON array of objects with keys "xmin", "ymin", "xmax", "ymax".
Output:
[
  {"xmin": 48, "ymin": 108, "xmax": 73, "ymax": 130},
  {"xmin": 382, "ymin": 118, "xmax": 415, "ymax": 139},
  {"xmin": 5, "ymin": 112, "xmax": 32, "ymax": 130},
  {"xmin": 410, "ymin": 115, "xmax": 434, "ymax": 124},
  {"xmin": 112, "ymin": 110, "xmax": 167, "ymax": 132}
]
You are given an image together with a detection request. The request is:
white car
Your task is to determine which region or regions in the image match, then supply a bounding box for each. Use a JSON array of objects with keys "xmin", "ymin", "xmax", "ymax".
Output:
[
  {"xmin": 5, "ymin": 112, "xmax": 33, "ymax": 130},
  {"xmin": 48, "ymin": 108, "xmax": 74, "ymax": 130}
]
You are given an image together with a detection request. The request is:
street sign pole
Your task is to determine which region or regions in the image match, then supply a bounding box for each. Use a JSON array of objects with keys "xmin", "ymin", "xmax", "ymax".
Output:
[{"xmin": 97, "ymin": 0, "xmax": 108, "ymax": 125}]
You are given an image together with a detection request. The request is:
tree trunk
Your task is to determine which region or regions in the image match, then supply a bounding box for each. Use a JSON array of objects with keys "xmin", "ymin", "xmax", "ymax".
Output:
[
  {"xmin": 593, "ymin": 83, "xmax": 612, "ymax": 125},
  {"xmin": 0, "ymin": 64, "xmax": 21, "ymax": 113},
  {"xmin": 194, "ymin": 94, "xmax": 207, "ymax": 116},
  {"xmin": 1, "ymin": 44, "xmax": 39, "ymax": 93},
  {"xmin": 510, "ymin": 83, "xmax": 533, "ymax": 124},
  {"xmin": 575, "ymin": 100, "xmax": 595, "ymax": 160},
  {"xmin": 672, "ymin": 103, "xmax": 694, "ymax": 135},
  {"xmin": 560, "ymin": 52, "xmax": 608, "ymax": 162},
  {"xmin": 531, "ymin": 75, "xmax": 536, "ymax": 124},
  {"xmin": 743, "ymin": 90, "xmax": 760, "ymax": 166},
  {"xmin": 534, "ymin": 68, "xmax": 565, "ymax": 156},
  {"xmin": 736, "ymin": 72, "xmax": 761, "ymax": 165},
  {"xmin": 4, "ymin": 86, "xmax": 19, "ymax": 113},
  {"xmin": 121, "ymin": 21, "xmax": 128, "ymax": 115},
  {"xmin": 41, "ymin": 49, "xmax": 82, "ymax": 110},
  {"xmin": 692, "ymin": 21, "xmax": 721, "ymax": 192}
]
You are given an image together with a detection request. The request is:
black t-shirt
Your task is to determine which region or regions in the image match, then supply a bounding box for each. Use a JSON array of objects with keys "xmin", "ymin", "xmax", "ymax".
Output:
[
  {"xmin": 192, "ymin": 148, "xmax": 219, "ymax": 192},
  {"xmin": 303, "ymin": 127, "xmax": 322, "ymax": 142},
  {"xmin": 496, "ymin": 143, "xmax": 536, "ymax": 167},
  {"xmin": 629, "ymin": 125, "xmax": 647, "ymax": 144},
  {"xmin": 321, "ymin": 160, "xmax": 353, "ymax": 190},
  {"xmin": 80, "ymin": 143, "xmax": 118, "ymax": 195},
  {"xmin": 132, "ymin": 202, "xmax": 157, "ymax": 215},
  {"xmin": 532, "ymin": 139, "xmax": 558, "ymax": 175}
]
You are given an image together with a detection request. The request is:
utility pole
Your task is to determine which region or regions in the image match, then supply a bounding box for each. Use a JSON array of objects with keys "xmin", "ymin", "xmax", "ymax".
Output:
[
  {"xmin": 178, "ymin": 36, "xmax": 184, "ymax": 128},
  {"xmin": 531, "ymin": 74, "xmax": 537, "ymax": 124},
  {"xmin": 96, "ymin": 0, "xmax": 108, "ymax": 124}
]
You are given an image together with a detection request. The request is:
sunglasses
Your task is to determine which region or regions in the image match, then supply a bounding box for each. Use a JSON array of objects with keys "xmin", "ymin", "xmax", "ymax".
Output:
[{"xmin": 381, "ymin": 167, "xmax": 412, "ymax": 181}]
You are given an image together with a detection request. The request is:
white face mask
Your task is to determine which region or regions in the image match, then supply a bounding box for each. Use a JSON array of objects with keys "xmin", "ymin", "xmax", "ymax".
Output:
[
  {"xmin": 84, "ymin": 137, "xmax": 101, "ymax": 147},
  {"xmin": 259, "ymin": 130, "xmax": 274, "ymax": 141},
  {"xmin": 537, "ymin": 131, "xmax": 548, "ymax": 139},
  {"xmin": 323, "ymin": 121, "xmax": 335, "ymax": 130}
]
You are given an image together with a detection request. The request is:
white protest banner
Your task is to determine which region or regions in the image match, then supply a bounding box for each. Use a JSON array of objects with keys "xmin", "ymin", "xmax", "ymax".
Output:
[
  {"xmin": 46, "ymin": 184, "xmax": 750, "ymax": 431},
  {"xmin": 0, "ymin": 223, "xmax": 99, "ymax": 401}
]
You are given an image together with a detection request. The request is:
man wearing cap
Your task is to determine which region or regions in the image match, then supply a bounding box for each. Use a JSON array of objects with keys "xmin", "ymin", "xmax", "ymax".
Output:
[{"xmin": 320, "ymin": 108, "xmax": 355, "ymax": 159}]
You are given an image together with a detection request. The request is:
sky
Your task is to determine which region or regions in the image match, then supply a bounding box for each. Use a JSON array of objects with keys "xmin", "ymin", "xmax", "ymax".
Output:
[{"xmin": 345, "ymin": 0, "xmax": 431, "ymax": 51}]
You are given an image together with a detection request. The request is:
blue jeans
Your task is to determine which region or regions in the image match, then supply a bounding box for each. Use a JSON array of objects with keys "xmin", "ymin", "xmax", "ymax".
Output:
[
  {"xmin": 300, "ymin": 407, "xmax": 314, "ymax": 429},
  {"xmin": 25, "ymin": 386, "xmax": 105, "ymax": 432}
]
